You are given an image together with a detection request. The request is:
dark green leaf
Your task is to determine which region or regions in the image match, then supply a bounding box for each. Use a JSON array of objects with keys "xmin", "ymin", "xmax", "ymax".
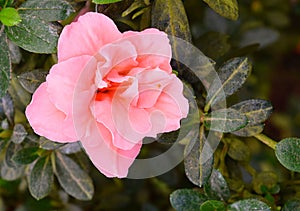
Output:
[
  {"xmin": 203, "ymin": 0, "xmax": 238, "ymax": 20},
  {"xmin": 59, "ymin": 142, "xmax": 82, "ymax": 154},
  {"xmin": 8, "ymin": 74, "xmax": 31, "ymax": 110},
  {"xmin": 18, "ymin": 69, "xmax": 47, "ymax": 93},
  {"xmin": 231, "ymin": 124, "xmax": 264, "ymax": 137},
  {"xmin": 8, "ymin": 40, "xmax": 21, "ymax": 64},
  {"xmin": 200, "ymin": 200, "xmax": 226, "ymax": 211},
  {"xmin": 92, "ymin": 0, "xmax": 122, "ymax": 4},
  {"xmin": 275, "ymin": 138, "xmax": 300, "ymax": 172},
  {"xmin": 252, "ymin": 171, "xmax": 278, "ymax": 194},
  {"xmin": 5, "ymin": 141, "xmax": 21, "ymax": 167},
  {"xmin": 283, "ymin": 199, "xmax": 300, "ymax": 211},
  {"xmin": 29, "ymin": 156, "xmax": 53, "ymax": 200},
  {"xmin": 39, "ymin": 137, "xmax": 64, "ymax": 150},
  {"xmin": 184, "ymin": 133, "xmax": 213, "ymax": 187},
  {"xmin": 0, "ymin": 30, "xmax": 11, "ymax": 98},
  {"xmin": 55, "ymin": 152, "xmax": 94, "ymax": 200},
  {"xmin": 227, "ymin": 199, "xmax": 271, "ymax": 211},
  {"xmin": 12, "ymin": 147, "xmax": 40, "ymax": 165},
  {"xmin": 10, "ymin": 123, "xmax": 27, "ymax": 144},
  {"xmin": 206, "ymin": 57, "xmax": 252, "ymax": 107},
  {"xmin": 204, "ymin": 108, "xmax": 248, "ymax": 133},
  {"xmin": 5, "ymin": 12, "xmax": 59, "ymax": 53},
  {"xmin": 230, "ymin": 99, "xmax": 273, "ymax": 126},
  {"xmin": 204, "ymin": 169, "xmax": 230, "ymax": 201},
  {"xmin": 0, "ymin": 7, "xmax": 21, "ymax": 26},
  {"xmin": 0, "ymin": 159, "xmax": 24, "ymax": 181},
  {"xmin": 19, "ymin": 0, "xmax": 74, "ymax": 22},
  {"xmin": 170, "ymin": 189, "xmax": 208, "ymax": 211},
  {"xmin": 0, "ymin": 93, "xmax": 14, "ymax": 125},
  {"xmin": 227, "ymin": 138, "xmax": 250, "ymax": 161}
]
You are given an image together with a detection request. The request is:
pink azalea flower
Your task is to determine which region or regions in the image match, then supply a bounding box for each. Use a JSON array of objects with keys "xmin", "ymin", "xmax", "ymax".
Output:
[{"xmin": 25, "ymin": 12, "xmax": 189, "ymax": 178}]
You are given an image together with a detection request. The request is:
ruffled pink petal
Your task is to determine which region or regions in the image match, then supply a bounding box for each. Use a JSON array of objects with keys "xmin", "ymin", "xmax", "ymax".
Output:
[
  {"xmin": 46, "ymin": 55, "xmax": 92, "ymax": 115},
  {"xmin": 25, "ymin": 83, "xmax": 77, "ymax": 142},
  {"xmin": 122, "ymin": 29, "xmax": 172, "ymax": 72},
  {"xmin": 58, "ymin": 12, "xmax": 122, "ymax": 62}
]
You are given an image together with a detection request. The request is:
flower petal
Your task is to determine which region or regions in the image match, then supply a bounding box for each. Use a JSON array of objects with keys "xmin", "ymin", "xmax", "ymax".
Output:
[
  {"xmin": 25, "ymin": 83, "xmax": 77, "ymax": 142},
  {"xmin": 58, "ymin": 12, "xmax": 122, "ymax": 62}
]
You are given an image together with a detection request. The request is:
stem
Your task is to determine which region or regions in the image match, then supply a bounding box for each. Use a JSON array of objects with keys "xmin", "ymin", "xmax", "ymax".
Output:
[{"xmin": 254, "ymin": 133, "xmax": 277, "ymax": 150}]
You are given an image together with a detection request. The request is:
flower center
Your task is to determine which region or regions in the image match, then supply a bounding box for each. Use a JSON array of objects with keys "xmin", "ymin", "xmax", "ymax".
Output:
[{"xmin": 95, "ymin": 81, "xmax": 119, "ymax": 101}]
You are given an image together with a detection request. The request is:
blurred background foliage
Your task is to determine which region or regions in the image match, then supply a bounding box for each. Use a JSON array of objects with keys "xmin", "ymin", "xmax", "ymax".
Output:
[{"xmin": 1, "ymin": 0, "xmax": 300, "ymax": 210}]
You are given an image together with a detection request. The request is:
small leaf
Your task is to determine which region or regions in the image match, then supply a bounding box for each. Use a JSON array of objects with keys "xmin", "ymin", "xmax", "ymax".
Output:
[
  {"xmin": 230, "ymin": 99, "xmax": 273, "ymax": 126},
  {"xmin": 5, "ymin": 12, "xmax": 59, "ymax": 53},
  {"xmin": 0, "ymin": 159, "xmax": 24, "ymax": 181},
  {"xmin": 8, "ymin": 40, "xmax": 22, "ymax": 64},
  {"xmin": 0, "ymin": 93, "xmax": 14, "ymax": 125},
  {"xmin": 92, "ymin": 0, "xmax": 122, "ymax": 4},
  {"xmin": 19, "ymin": 0, "xmax": 74, "ymax": 22},
  {"xmin": 252, "ymin": 171, "xmax": 278, "ymax": 194},
  {"xmin": 200, "ymin": 200, "xmax": 226, "ymax": 211},
  {"xmin": 18, "ymin": 69, "xmax": 47, "ymax": 93},
  {"xmin": 204, "ymin": 169, "xmax": 230, "ymax": 201},
  {"xmin": 10, "ymin": 123, "xmax": 27, "ymax": 144},
  {"xmin": 204, "ymin": 108, "xmax": 248, "ymax": 133},
  {"xmin": 283, "ymin": 199, "xmax": 300, "ymax": 211},
  {"xmin": 227, "ymin": 199, "xmax": 271, "ymax": 211},
  {"xmin": 170, "ymin": 189, "xmax": 208, "ymax": 211},
  {"xmin": 275, "ymin": 138, "xmax": 300, "ymax": 172},
  {"xmin": 55, "ymin": 152, "xmax": 94, "ymax": 200},
  {"xmin": 39, "ymin": 137, "xmax": 64, "ymax": 150},
  {"xmin": 12, "ymin": 147, "xmax": 40, "ymax": 165},
  {"xmin": 203, "ymin": 0, "xmax": 238, "ymax": 20},
  {"xmin": 5, "ymin": 141, "xmax": 21, "ymax": 167},
  {"xmin": 8, "ymin": 74, "xmax": 31, "ymax": 110},
  {"xmin": 59, "ymin": 142, "xmax": 82, "ymax": 154},
  {"xmin": 231, "ymin": 124, "xmax": 264, "ymax": 137},
  {"xmin": 0, "ymin": 8, "xmax": 21, "ymax": 26},
  {"xmin": 29, "ymin": 156, "xmax": 53, "ymax": 200},
  {"xmin": 184, "ymin": 132, "xmax": 213, "ymax": 187},
  {"xmin": 0, "ymin": 30, "xmax": 11, "ymax": 98},
  {"xmin": 207, "ymin": 57, "xmax": 252, "ymax": 107},
  {"xmin": 227, "ymin": 138, "xmax": 250, "ymax": 161}
]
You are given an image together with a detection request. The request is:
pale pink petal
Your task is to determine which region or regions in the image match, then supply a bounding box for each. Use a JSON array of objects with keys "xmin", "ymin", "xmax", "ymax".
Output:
[
  {"xmin": 58, "ymin": 12, "xmax": 122, "ymax": 62},
  {"xmin": 46, "ymin": 55, "xmax": 92, "ymax": 115},
  {"xmin": 25, "ymin": 83, "xmax": 77, "ymax": 143}
]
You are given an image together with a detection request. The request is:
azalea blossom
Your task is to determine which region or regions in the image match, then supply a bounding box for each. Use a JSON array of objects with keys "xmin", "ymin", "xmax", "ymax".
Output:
[{"xmin": 25, "ymin": 12, "xmax": 189, "ymax": 178}]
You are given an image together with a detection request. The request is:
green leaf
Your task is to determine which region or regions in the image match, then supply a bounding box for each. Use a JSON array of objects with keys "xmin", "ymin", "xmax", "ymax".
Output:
[
  {"xmin": 283, "ymin": 199, "xmax": 300, "ymax": 211},
  {"xmin": 0, "ymin": 30, "xmax": 11, "ymax": 98},
  {"xmin": 18, "ymin": 69, "xmax": 47, "ymax": 93},
  {"xmin": 59, "ymin": 142, "xmax": 82, "ymax": 154},
  {"xmin": 252, "ymin": 171, "xmax": 278, "ymax": 194},
  {"xmin": 122, "ymin": 0, "xmax": 146, "ymax": 17},
  {"xmin": 0, "ymin": 8, "xmax": 21, "ymax": 26},
  {"xmin": 29, "ymin": 156, "xmax": 53, "ymax": 200},
  {"xmin": 0, "ymin": 93, "xmax": 14, "ymax": 125},
  {"xmin": 227, "ymin": 138, "xmax": 250, "ymax": 161},
  {"xmin": 170, "ymin": 189, "xmax": 208, "ymax": 211},
  {"xmin": 184, "ymin": 132, "xmax": 213, "ymax": 187},
  {"xmin": 54, "ymin": 152, "xmax": 94, "ymax": 200},
  {"xmin": 203, "ymin": 0, "xmax": 238, "ymax": 20},
  {"xmin": 5, "ymin": 12, "xmax": 59, "ymax": 53},
  {"xmin": 10, "ymin": 123, "xmax": 27, "ymax": 144},
  {"xmin": 0, "ymin": 159, "xmax": 24, "ymax": 181},
  {"xmin": 200, "ymin": 200, "xmax": 226, "ymax": 211},
  {"xmin": 227, "ymin": 199, "xmax": 271, "ymax": 211},
  {"xmin": 19, "ymin": 0, "xmax": 74, "ymax": 22},
  {"xmin": 39, "ymin": 137, "xmax": 64, "ymax": 150},
  {"xmin": 5, "ymin": 141, "xmax": 21, "ymax": 167},
  {"xmin": 230, "ymin": 99, "xmax": 273, "ymax": 126},
  {"xmin": 12, "ymin": 147, "xmax": 40, "ymax": 165},
  {"xmin": 206, "ymin": 57, "xmax": 252, "ymax": 107},
  {"xmin": 275, "ymin": 138, "xmax": 300, "ymax": 172},
  {"xmin": 231, "ymin": 124, "xmax": 264, "ymax": 137},
  {"xmin": 92, "ymin": 0, "xmax": 122, "ymax": 4},
  {"xmin": 204, "ymin": 169, "xmax": 230, "ymax": 201},
  {"xmin": 204, "ymin": 108, "xmax": 248, "ymax": 133},
  {"xmin": 8, "ymin": 74, "xmax": 31, "ymax": 110}
]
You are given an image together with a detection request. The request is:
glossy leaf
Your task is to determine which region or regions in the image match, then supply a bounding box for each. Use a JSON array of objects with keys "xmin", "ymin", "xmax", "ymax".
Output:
[
  {"xmin": 59, "ymin": 142, "xmax": 82, "ymax": 154},
  {"xmin": 184, "ymin": 133, "xmax": 213, "ymax": 187},
  {"xmin": 204, "ymin": 169, "xmax": 230, "ymax": 201},
  {"xmin": 275, "ymin": 138, "xmax": 300, "ymax": 172},
  {"xmin": 10, "ymin": 123, "xmax": 27, "ymax": 144},
  {"xmin": 200, "ymin": 200, "xmax": 226, "ymax": 211},
  {"xmin": 230, "ymin": 99, "xmax": 273, "ymax": 126},
  {"xmin": 12, "ymin": 147, "xmax": 40, "ymax": 165},
  {"xmin": 92, "ymin": 0, "xmax": 122, "ymax": 4},
  {"xmin": 0, "ymin": 7, "xmax": 21, "ymax": 26},
  {"xmin": 207, "ymin": 57, "xmax": 251, "ymax": 107},
  {"xmin": 204, "ymin": 108, "xmax": 248, "ymax": 133},
  {"xmin": 55, "ymin": 152, "xmax": 94, "ymax": 200},
  {"xmin": 0, "ymin": 93, "xmax": 14, "ymax": 125},
  {"xmin": 0, "ymin": 31, "xmax": 11, "ymax": 98},
  {"xmin": 227, "ymin": 199, "xmax": 271, "ymax": 211},
  {"xmin": 203, "ymin": 0, "xmax": 238, "ymax": 20},
  {"xmin": 283, "ymin": 199, "xmax": 300, "ymax": 211},
  {"xmin": 5, "ymin": 12, "xmax": 59, "ymax": 53},
  {"xmin": 18, "ymin": 69, "xmax": 47, "ymax": 93},
  {"xmin": 19, "ymin": 0, "xmax": 74, "ymax": 22},
  {"xmin": 231, "ymin": 124, "xmax": 264, "ymax": 137},
  {"xmin": 170, "ymin": 189, "xmax": 208, "ymax": 211},
  {"xmin": 227, "ymin": 138, "xmax": 250, "ymax": 161},
  {"xmin": 29, "ymin": 156, "xmax": 53, "ymax": 200}
]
